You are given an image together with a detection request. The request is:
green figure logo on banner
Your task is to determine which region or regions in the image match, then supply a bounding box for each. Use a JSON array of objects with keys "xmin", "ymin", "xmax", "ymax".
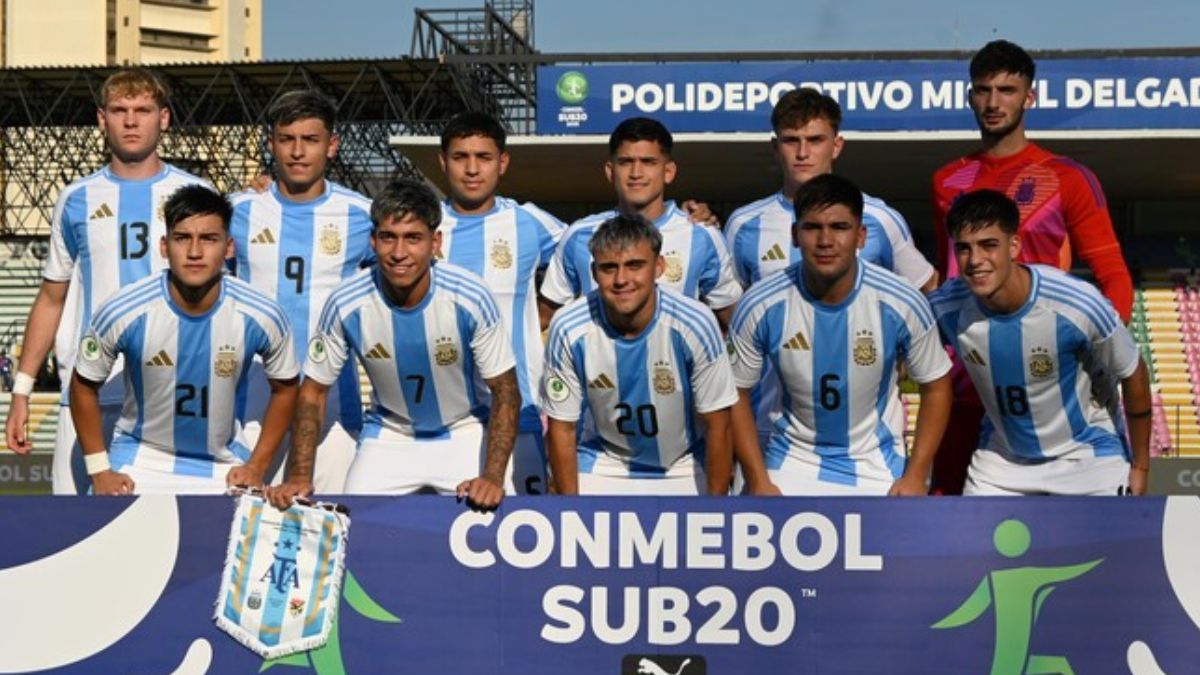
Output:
[
  {"xmin": 556, "ymin": 71, "xmax": 589, "ymax": 105},
  {"xmin": 932, "ymin": 519, "xmax": 1103, "ymax": 675}
]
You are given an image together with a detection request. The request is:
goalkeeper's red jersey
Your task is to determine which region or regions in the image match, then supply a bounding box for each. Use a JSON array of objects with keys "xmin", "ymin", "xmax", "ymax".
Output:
[{"xmin": 932, "ymin": 142, "xmax": 1132, "ymax": 322}]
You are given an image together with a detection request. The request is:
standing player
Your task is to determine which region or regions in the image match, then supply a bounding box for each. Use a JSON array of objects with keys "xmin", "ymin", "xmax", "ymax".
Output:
[
  {"xmin": 723, "ymin": 88, "xmax": 938, "ymax": 457},
  {"xmin": 267, "ymin": 180, "xmax": 519, "ymax": 508},
  {"xmin": 726, "ymin": 87, "xmax": 936, "ymax": 292},
  {"xmin": 728, "ymin": 174, "xmax": 952, "ymax": 495},
  {"xmin": 542, "ymin": 215, "xmax": 736, "ymax": 495},
  {"xmin": 435, "ymin": 111, "xmax": 565, "ymax": 495},
  {"xmin": 540, "ymin": 117, "xmax": 742, "ymax": 328},
  {"xmin": 931, "ymin": 40, "xmax": 1135, "ymax": 494},
  {"xmin": 929, "ymin": 190, "xmax": 1150, "ymax": 495},
  {"xmin": 71, "ymin": 186, "xmax": 299, "ymax": 495},
  {"xmin": 229, "ymin": 90, "xmax": 373, "ymax": 493},
  {"xmin": 4, "ymin": 68, "xmax": 209, "ymax": 494}
]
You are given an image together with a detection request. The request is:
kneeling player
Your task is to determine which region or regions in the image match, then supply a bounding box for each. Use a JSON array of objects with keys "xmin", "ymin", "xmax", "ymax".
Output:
[
  {"xmin": 71, "ymin": 186, "xmax": 299, "ymax": 495},
  {"xmin": 729, "ymin": 174, "xmax": 952, "ymax": 495},
  {"xmin": 270, "ymin": 179, "xmax": 520, "ymax": 509},
  {"xmin": 542, "ymin": 214, "xmax": 737, "ymax": 495},
  {"xmin": 929, "ymin": 190, "xmax": 1151, "ymax": 495}
]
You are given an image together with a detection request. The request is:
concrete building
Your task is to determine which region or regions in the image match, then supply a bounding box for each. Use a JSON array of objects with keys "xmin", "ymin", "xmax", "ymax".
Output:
[{"xmin": 1, "ymin": 0, "xmax": 261, "ymax": 67}]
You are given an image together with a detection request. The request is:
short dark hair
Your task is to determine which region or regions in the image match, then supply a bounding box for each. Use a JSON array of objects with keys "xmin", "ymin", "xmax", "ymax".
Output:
[
  {"xmin": 771, "ymin": 87, "xmax": 842, "ymax": 134},
  {"xmin": 370, "ymin": 179, "xmax": 442, "ymax": 231},
  {"xmin": 793, "ymin": 173, "xmax": 863, "ymax": 222},
  {"xmin": 608, "ymin": 117, "xmax": 673, "ymax": 156},
  {"xmin": 440, "ymin": 111, "xmax": 507, "ymax": 152},
  {"xmin": 163, "ymin": 185, "xmax": 232, "ymax": 232},
  {"xmin": 970, "ymin": 40, "xmax": 1036, "ymax": 83},
  {"xmin": 588, "ymin": 213, "xmax": 663, "ymax": 258},
  {"xmin": 267, "ymin": 89, "xmax": 337, "ymax": 132},
  {"xmin": 946, "ymin": 189, "xmax": 1020, "ymax": 238}
]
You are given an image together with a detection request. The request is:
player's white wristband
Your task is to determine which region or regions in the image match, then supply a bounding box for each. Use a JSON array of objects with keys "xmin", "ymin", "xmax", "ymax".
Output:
[
  {"xmin": 12, "ymin": 372, "xmax": 35, "ymax": 397},
  {"xmin": 84, "ymin": 452, "xmax": 111, "ymax": 476}
]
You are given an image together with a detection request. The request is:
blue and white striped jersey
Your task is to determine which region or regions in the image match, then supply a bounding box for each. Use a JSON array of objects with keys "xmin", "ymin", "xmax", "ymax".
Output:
[
  {"xmin": 45, "ymin": 163, "xmax": 209, "ymax": 402},
  {"xmin": 729, "ymin": 261, "xmax": 951, "ymax": 487},
  {"xmin": 305, "ymin": 263, "xmax": 516, "ymax": 439},
  {"xmin": 540, "ymin": 201, "xmax": 742, "ymax": 310},
  {"xmin": 542, "ymin": 287, "xmax": 738, "ymax": 477},
  {"xmin": 929, "ymin": 265, "xmax": 1140, "ymax": 462},
  {"xmin": 439, "ymin": 197, "xmax": 564, "ymax": 432},
  {"xmin": 229, "ymin": 181, "xmax": 373, "ymax": 432},
  {"xmin": 75, "ymin": 273, "xmax": 299, "ymax": 476},
  {"xmin": 725, "ymin": 191, "xmax": 935, "ymax": 288}
]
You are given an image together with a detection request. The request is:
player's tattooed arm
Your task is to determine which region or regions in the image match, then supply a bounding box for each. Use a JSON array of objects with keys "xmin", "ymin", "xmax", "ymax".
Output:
[
  {"xmin": 265, "ymin": 378, "xmax": 327, "ymax": 509},
  {"xmin": 457, "ymin": 368, "xmax": 520, "ymax": 509}
]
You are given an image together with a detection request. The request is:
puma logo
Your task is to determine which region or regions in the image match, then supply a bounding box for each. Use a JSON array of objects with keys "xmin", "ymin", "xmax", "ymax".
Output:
[{"xmin": 637, "ymin": 657, "xmax": 691, "ymax": 675}]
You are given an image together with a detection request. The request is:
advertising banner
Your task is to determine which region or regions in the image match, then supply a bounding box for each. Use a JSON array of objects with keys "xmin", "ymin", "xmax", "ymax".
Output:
[
  {"xmin": 537, "ymin": 58, "xmax": 1200, "ymax": 134},
  {"xmin": 0, "ymin": 496, "xmax": 1197, "ymax": 674}
]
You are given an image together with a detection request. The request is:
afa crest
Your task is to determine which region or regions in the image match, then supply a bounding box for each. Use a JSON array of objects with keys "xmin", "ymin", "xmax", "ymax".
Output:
[
  {"xmin": 319, "ymin": 225, "xmax": 343, "ymax": 255},
  {"xmin": 214, "ymin": 345, "xmax": 238, "ymax": 378},
  {"xmin": 490, "ymin": 238, "xmax": 513, "ymax": 270},
  {"xmin": 653, "ymin": 361, "xmax": 676, "ymax": 395},
  {"xmin": 853, "ymin": 330, "xmax": 877, "ymax": 367},
  {"xmin": 663, "ymin": 253, "xmax": 683, "ymax": 283},
  {"xmin": 1029, "ymin": 346, "xmax": 1055, "ymax": 379},
  {"xmin": 434, "ymin": 337, "xmax": 459, "ymax": 366},
  {"xmin": 1014, "ymin": 177, "xmax": 1037, "ymax": 206}
]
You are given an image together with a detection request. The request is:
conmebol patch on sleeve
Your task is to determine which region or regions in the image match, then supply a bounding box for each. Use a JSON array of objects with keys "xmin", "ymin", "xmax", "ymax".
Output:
[{"xmin": 214, "ymin": 493, "xmax": 350, "ymax": 659}]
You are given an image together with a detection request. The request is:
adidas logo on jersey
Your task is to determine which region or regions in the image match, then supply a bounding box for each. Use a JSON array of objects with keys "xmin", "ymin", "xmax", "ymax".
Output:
[
  {"xmin": 365, "ymin": 343, "xmax": 391, "ymax": 359},
  {"xmin": 782, "ymin": 331, "xmax": 810, "ymax": 351},
  {"xmin": 145, "ymin": 350, "xmax": 174, "ymax": 367},
  {"xmin": 760, "ymin": 243, "xmax": 787, "ymax": 262},
  {"xmin": 964, "ymin": 349, "xmax": 987, "ymax": 366},
  {"xmin": 588, "ymin": 373, "xmax": 615, "ymax": 390},
  {"xmin": 89, "ymin": 203, "xmax": 114, "ymax": 220},
  {"xmin": 250, "ymin": 228, "xmax": 277, "ymax": 245}
]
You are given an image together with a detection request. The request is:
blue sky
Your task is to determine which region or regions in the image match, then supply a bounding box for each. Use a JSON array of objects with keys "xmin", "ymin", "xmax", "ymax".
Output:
[{"xmin": 265, "ymin": 0, "xmax": 1199, "ymax": 60}]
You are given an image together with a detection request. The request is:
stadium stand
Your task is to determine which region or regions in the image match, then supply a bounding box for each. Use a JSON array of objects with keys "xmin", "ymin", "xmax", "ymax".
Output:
[{"xmin": 1138, "ymin": 269, "xmax": 1200, "ymax": 456}]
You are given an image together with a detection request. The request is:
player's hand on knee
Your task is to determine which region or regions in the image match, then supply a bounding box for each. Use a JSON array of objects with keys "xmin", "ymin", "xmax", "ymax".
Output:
[
  {"xmin": 5, "ymin": 399, "xmax": 32, "ymax": 454},
  {"xmin": 887, "ymin": 474, "xmax": 927, "ymax": 496},
  {"xmin": 747, "ymin": 479, "xmax": 783, "ymax": 496},
  {"xmin": 226, "ymin": 464, "xmax": 265, "ymax": 490},
  {"xmin": 457, "ymin": 476, "xmax": 504, "ymax": 510},
  {"xmin": 1127, "ymin": 467, "xmax": 1149, "ymax": 496},
  {"xmin": 264, "ymin": 480, "xmax": 312, "ymax": 511},
  {"xmin": 92, "ymin": 470, "xmax": 134, "ymax": 496}
]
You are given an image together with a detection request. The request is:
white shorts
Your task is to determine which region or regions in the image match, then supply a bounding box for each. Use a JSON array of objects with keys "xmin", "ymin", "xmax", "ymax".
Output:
[
  {"xmin": 345, "ymin": 422, "xmax": 529, "ymax": 495},
  {"xmin": 106, "ymin": 442, "xmax": 234, "ymax": 495},
  {"xmin": 243, "ymin": 420, "xmax": 358, "ymax": 493},
  {"xmin": 573, "ymin": 453, "xmax": 705, "ymax": 496},
  {"xmin": 964, "ymin": 449, "xmax": 1130, "ymax": 496},
  {"xmin": 767, "ymin": 465, "xmax": 893, "ymax": 496},
  {"xmin": 54, "ymin": 403, "xmax": 121, "ymax": 495}
]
